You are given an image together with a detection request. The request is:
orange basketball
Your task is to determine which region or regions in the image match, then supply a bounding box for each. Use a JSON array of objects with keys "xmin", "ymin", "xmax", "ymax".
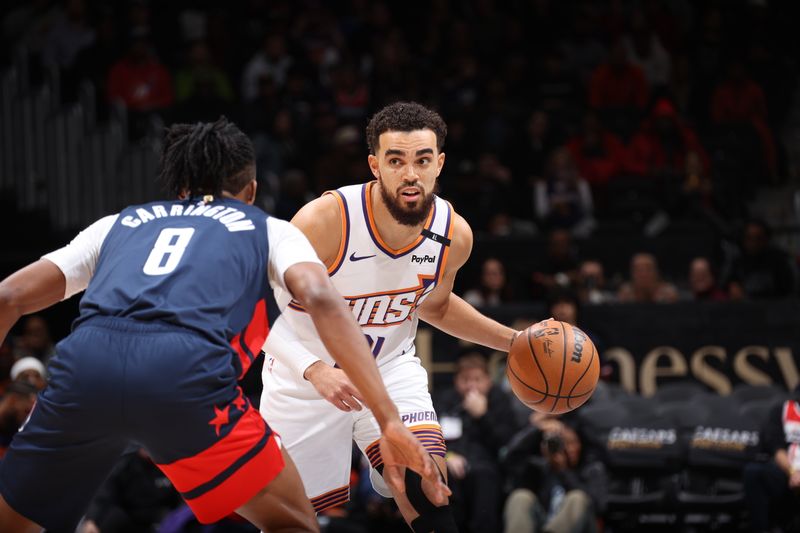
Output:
[{"xmin": 506, "ymin": 320, "xmax": 600, "ymax": 414}]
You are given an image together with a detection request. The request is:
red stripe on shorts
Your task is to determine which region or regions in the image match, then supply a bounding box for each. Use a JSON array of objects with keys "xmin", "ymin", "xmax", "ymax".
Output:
[
  {"xmin": 157, "ymin": 407, "xmax": 284, "ymax": 523},
  {"xmin": 231, "ymin": 299, "xmax": 270, "ymax": 378}
]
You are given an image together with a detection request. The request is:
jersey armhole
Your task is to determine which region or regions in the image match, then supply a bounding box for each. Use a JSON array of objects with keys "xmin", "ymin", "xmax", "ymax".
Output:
[{"xmin": 322, "ymin": 190, "xmax": 350, "ymax": 276}]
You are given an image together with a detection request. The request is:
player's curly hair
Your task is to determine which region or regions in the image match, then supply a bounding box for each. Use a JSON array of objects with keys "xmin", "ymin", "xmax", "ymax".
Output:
[
  {"xmin": 159, "ymin": 117, "xmax": 255, "ymax": 198},
  {"xmin": 365, "ymin": 102, "xmax": 447, "ymax": 155}
]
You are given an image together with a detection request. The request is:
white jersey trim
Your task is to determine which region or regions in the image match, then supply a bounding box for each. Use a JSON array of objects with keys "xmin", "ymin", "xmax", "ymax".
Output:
[{"xmin": 42, "ymin": 214, "xmax": 118, "ymax": 299}]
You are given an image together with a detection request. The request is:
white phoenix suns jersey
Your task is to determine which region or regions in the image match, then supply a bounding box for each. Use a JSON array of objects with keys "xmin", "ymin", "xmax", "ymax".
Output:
[{"xmin": 275, "ymin": 181, "xmax": 454, "ymax": 367}]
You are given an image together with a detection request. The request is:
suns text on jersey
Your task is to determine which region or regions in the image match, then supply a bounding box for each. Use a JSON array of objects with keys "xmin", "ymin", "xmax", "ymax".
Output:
[{"xmin": 345, "ymin": 275, "xmax": 437, "ymax": 327}]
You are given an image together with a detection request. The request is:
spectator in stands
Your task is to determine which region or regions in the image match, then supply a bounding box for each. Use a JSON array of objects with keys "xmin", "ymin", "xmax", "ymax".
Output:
[
  {"xmin": 41, "ymin": 0, "xmax": 95, "ymax": 71},
  {"xmin": 313, "ymin": 123, "xmax": 365, "ymax": 193},
  {"xmin": 620, "ymin": 8, "xmax": 671, "ymax": 91},
  {"xmin": 547, "ymin": 290, "xmax": 579, "ymax": 326},
  {"xmin": 273, "ymin": 169, "xmax": 315, "ymax": 222},
  {"xmin": 530, "ymin": 229, "xmax": 580, "ymax": 301},
  {"xmin": 680, "ymin": 149, "xmax": 716, "ymax": 218},
  {"xmin": 688, "ymin": 257, "xmax": 728, "ymax": 301},
  {"xmin": 0, "ymin": 382, "xmax": 37, "ymax": 458},
  {"xmin": 588, "ymin": 37, "xmax": 649, "ymax": 139},
  {"xmin": 508, "ymin": 110, "xmax": 559, "ymax": 203},
  {"xmin": 559, "ymin": 8, "xmax": 607, "ymax": 86},
  {"xmin": 107, "ymin": 26, "xmax": 173, "ymax": 138},
  {"xmin": 711, "ymin": 60, "xmax": 777, "ymax": 179},
  {"xmin": 2, "ymin": 0, "xmax": 63, "ymax": 57},
  {"xmin": 617, "ymin": 252, "xmax": 679, "ymax": 303},
  {"xmin": 80, "ymin": 447, "xmax": 182, "ymax": 533},
  {"xmin": 65, "ymin": 7, "xmax": 119, "ymax": 106},
  {"xmin": 722, "ymin": 219, "xmax": 798, "ymax": 300},
  {"xmin": 589, "ymin": 38, "xmax": 649, "ymax": 112},
  {"xmin": 565, "ymin": 111, "xmax": 626, "ymax": 200},
  {"xmin": 533, "ymin": 48, "xmax": 583, "ymax": 132},
  {"xmin": 534, "ymin": 148, "xmax": 596, "ymax": 238},
  {"xmin": 743, "ymin": 384, "xmax": 800, "ymax": 532},
  {"xmin": 575, "ymin": 260, "xmax": 616, "ymax": 305},
  {"xmin": 252, "ymin": 108, "xmax": 301, "ymax": 179},
  {"xmin": 463, "ymin": 258, "xmax": 511, "ymax": 308},
  {"xmin": 502, "ymin": 418, "xmax": 607, "ymax": 533},
  {"xmin": 240, "ymin": 72, "xmax": 281, "ymax": 136},
  {"xmin": 12, "ymin": 315, "xmax": 55, "ymax": 363},
  {"xmin": 330, "ymin": 61, "xmax": 370, "ymax": 123},
  {"xmin": 546, "ymin": 290, "xmax": 606, "ymax": 365},
  {"xmin": 241, "ymin": 33, "xmax": 293, "ymax": 102},
  {"xmin": 10, "ymin": 357, "xmax": 47, "ymax": 391},
  {"xmin": 174, "ymin": 40, "xmax": 234, "ymax": 104},
  {"xmin": 434, "ymin": 351, "xmax": 519, "ymax": 533},
  {"xmin": 625, "ymin": 98, "xmax": 710, "ymax": 185}
]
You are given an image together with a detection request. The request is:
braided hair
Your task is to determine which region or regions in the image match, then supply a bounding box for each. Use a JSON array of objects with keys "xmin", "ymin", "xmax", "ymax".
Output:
[{"xmin": 159, "ymin": 117, "xmax": 255, "ymax": 198}]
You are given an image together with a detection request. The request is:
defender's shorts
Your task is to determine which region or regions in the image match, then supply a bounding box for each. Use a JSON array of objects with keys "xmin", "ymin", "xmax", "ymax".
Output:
[
  {"xmin": 0, "ymin": 317, "xmax": 283, "ymax": 531},
  {"xmin": 261, "ymin": 350, "xmax": 445, "ymax": 512}
]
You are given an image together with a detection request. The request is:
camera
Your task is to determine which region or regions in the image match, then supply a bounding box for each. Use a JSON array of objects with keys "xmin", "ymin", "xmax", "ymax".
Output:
[{"xmin": 542, "ymin": 432, "xmax": 564, "ymax": 454}]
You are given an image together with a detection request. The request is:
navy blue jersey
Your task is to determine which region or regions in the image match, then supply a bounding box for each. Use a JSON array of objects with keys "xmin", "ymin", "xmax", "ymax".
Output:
[{"xmin": 76, "ymin": 197, "xmax": 279, "ymax": 376}]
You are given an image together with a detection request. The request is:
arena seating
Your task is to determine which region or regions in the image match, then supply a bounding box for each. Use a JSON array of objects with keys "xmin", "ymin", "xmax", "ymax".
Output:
[{"xmin": 580, "ymin": 383, "xmax": 789, "ymax": 531}]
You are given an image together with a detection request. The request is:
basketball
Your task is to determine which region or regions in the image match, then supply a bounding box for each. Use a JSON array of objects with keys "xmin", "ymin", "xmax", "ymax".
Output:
[{"xmin": 506, "ymin": 320, "xmax": 600, "ymax": 414}]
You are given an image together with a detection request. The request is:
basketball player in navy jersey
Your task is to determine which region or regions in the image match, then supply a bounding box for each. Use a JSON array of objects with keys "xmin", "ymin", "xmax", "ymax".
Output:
[
  {"xmin": 260, "ymin": 102, "xmax": 519, "ymax": 532},
  {"xmin": 0, "ymin": 118, "xmax": 448, "ymax": 533}
]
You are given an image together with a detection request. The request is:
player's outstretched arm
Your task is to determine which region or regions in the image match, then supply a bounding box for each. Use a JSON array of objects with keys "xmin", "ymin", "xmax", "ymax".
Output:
[
  {"xmin": 417, "ymin": 214, "xmax": 517, "ymax": 352},
  {"xmin": 283, "ymin": 261, "xmax": 450, "ymax": 504},
  {"xmin": 0, "ymin": 260, "xmax": 67, "ymax": 344}
]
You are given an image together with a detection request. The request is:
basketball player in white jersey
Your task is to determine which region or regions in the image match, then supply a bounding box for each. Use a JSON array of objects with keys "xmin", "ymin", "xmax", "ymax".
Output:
[{"xmin": 261, "ymin": 102, "xmax": 518, "ymax": 532}]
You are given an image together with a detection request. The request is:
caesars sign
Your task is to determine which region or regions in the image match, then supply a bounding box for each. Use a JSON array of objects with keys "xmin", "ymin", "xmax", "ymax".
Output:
[{"xmin": 424, "ymin": 300, "xmax": 800, "ymax": 395}]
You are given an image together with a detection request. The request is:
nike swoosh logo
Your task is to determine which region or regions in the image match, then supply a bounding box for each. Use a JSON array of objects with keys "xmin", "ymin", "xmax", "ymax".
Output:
[{"xmin": 349, "ymin": 252, "xmax": 376, "ymax": 262}]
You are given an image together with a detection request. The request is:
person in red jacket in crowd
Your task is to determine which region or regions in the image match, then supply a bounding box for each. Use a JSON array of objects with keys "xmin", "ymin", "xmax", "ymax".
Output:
[
  {"xmin": 711, "ymin": 60, "xmax": 777, "ymax": 179},
  {"xmin": 565, "ymin": 111, "xmax": 626, "ymax": 208},
  {"xmin": 107, "ymin": 27, "xmax": 173, "ymax": 114},
  {"xmin": 625, "ymin": 98, "xmax": 710, "ymax": 181},
  {"xmin": 588, "ymin": 38, "xmax": 649, "ymax": 113}
]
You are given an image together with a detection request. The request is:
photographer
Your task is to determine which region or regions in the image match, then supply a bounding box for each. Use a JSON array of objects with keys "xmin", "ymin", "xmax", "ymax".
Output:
[{"xmin": 502, "ymin": 416, "xmax": 606, "ymax": 533}]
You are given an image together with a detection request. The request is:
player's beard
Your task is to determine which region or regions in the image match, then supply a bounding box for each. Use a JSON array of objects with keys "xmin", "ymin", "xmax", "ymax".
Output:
[{"xmin": 378, "ymin": 179, "xmax": 437, "ymax": 227}]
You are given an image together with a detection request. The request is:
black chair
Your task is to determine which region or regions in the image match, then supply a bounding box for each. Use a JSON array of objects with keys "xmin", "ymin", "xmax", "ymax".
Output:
[
  {"xmin": 587, "ymin": 383, "xmax": 632, "ymax": 406},
  {"xmin": 738, "ymin": 397, "xmax": 783, "ymax": 424},
  {"xmin": 616, "ymin": 394, "xmax": 658, "ymax": 415},
  {"xmin": 677, "ymin": 398, "xmax": 762, "ymax": 529},
  {"xmin": 730, "ymin": 384, "xmax": 787, "ymax": 406},
  {"xmin": 590, "ymin": 399, "xmax": 684, "ymax": 530},
  {"xmin": 652, "ymin": 382, "xmax": 711, "ymax": 404}
]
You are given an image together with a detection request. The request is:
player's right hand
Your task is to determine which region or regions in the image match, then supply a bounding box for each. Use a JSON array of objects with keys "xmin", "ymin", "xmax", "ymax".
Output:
[
  {"xmin": 379, "ymin": 419, "xmax": 451, "ymax": 506},
  {"xmin": 304, "ymin": 361, "xmax": 365, "ymax": 411}
]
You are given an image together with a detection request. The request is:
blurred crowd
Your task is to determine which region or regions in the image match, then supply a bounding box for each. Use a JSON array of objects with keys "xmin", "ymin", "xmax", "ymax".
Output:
[
  {"xmin": 462, "ymin": 217, "xmax": 798, "ymax": 309},
  {"xmin": 3, "ymin": 0, "xmax": 799, "ymax": 299},
  {"xmin": 2, "ymin": 0, "xmax": 800, "ymax": 531},
  {"xmin": 3, "ymin": 0, "xmax": 799, "ymax": 303}
]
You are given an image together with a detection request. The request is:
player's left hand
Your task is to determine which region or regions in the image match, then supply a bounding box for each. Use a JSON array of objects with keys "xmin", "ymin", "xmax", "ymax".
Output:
[
  {"xmin": 379, "ymin": 419, "xmax": 451, "ymax": 506},
  {"xmin": 304, "ymin": 361, "xmax": 364, "ymax": 411}
]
